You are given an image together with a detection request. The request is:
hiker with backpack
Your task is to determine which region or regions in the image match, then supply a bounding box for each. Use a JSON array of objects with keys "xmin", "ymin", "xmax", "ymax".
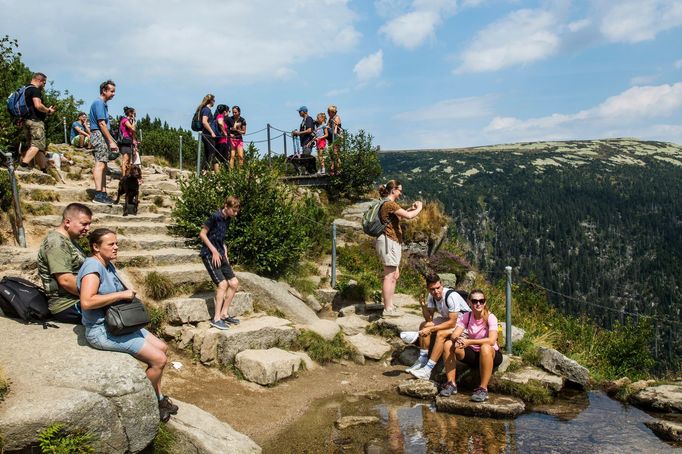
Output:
[
  {"xmin": 89, "ymin": 80, "xmax": 118, "ymax": 205},
  {"xmin": 36, "ymin": 203, "xmax": 93, "ymax": 324},
  {"xmin": 372, "ymin": 180, "xmax": 422, "ymax": 317},
  {"xmin": 407, "ymin": 273, "xmax": 470, "ymax": 381},
  {"xmin": 13, "ymin": 72, "xmax": 55, "ymax": 172},
  {"xmin": 193, "ymin": 94, "xmax": 216, "ymax": 170},
  {"xmin": 77, "ymin": 228, "xmax": 179, "ymax": 422}
]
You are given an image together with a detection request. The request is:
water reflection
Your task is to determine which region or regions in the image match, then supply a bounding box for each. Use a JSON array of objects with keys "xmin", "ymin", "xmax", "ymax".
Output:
[{"xmin": 263, "ymin": 392, "xmax": 680, "ymax": 454}]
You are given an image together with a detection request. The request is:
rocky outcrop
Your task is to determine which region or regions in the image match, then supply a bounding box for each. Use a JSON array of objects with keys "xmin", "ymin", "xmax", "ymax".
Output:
[
  {"xmin": 630, "ymin": 384, "xmax": 682, "ymax": 412},
  {"xmin": 498, "ymin": 322, "xmax": 526, "ymax": 344},
  {"xmin": 397, "ymin": 379, "xmax": 438, "ymax": 399},
  {"xmin": 436, "ymin": 394, "xmax": 525, "ymax": 419},
  {"xmin": 0, "ymin": 318, "xmax": 158, "ymax": 453},
  {"xmin": 167, "ymin": 400, "xmax": 261, "ymax": 453},
  {"xmin": 165, "ymin": 292, "xmax": 253, "ymax": 324},
  {"xmin": 537, "ymin": 347, "xmax": 590, "ymax": 388},
  {"xmin": 235, "ymin": 348, "xmax": 301, "ymax": 386},
  {"xmin": 645, "ymin": 419, "xmax": 682, "ymax": 443}
]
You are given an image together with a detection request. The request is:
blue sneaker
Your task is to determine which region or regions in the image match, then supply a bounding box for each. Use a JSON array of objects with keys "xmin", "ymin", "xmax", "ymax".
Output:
[
  {"xmin": 223, "ymin": 316, "xmax": 240, "ymax": 325},
  {"xmin": 439, "ymin": 382, "xmax": 458, "ymax": 397},
  {"xmin": 210, "ymin": 320, "xmax": 229, "ymax": 330},
  {"xmin": 471, "ymin": 387, "xmax": 489, "ymax": 402}
]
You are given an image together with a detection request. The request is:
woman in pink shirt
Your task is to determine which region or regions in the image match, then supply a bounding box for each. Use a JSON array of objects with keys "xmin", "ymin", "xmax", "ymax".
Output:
[{"xmin": 440, "ymin": 289, "xmax": 502, "ymax": 402}]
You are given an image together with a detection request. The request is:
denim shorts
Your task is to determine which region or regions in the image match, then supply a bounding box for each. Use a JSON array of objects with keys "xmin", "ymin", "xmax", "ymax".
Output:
[{"xmin": 85, "ymin": 323, "xmax": 149, "ymax": 355}]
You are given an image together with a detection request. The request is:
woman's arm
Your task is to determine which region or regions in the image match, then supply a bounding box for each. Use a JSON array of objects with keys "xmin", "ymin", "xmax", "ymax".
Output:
[
  {"xmin": 79, "ymin": 273, "xmax": 135, "ymax": 310},
  {"xmin": 202, "ymin": 113, "xmax": 215, "ymax": 137},
  {"xmin": 393, "ymin": 202, "xmax": 423, "ymax": 220}
]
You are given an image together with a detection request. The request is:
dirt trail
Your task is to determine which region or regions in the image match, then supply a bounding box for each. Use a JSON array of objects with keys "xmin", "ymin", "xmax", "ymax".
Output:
[{"xmin": 162, "ymin": 347, "xmax": 406, "ymax": 447}]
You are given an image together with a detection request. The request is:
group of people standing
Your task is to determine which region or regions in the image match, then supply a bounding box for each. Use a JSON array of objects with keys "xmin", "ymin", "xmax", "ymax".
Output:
[
  {"xmin": 291, "ymin": 105, "xmax": 343, "ymax": 175},
  {"xmin": 194, "ymin": 94, "xmax": 247, "ymax": 172}
]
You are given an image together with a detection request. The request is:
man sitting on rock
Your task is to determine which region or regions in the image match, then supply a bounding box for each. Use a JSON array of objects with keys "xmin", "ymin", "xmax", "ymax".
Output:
[
  {"xmin": 37, "ymin": 203, "xmax": 93, "ymax": 323},
  {"xmin": 408, "ymin": 273, "xmax": 470, "ymax": 380}
]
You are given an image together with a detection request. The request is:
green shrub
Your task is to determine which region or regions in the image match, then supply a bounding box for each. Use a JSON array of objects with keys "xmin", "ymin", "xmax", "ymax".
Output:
[
  {"xmin": 147, "ymin": 305, "xmax": 167, "ymax": 336},
  {"xmin": 490, "ymin": 378, "xmax": 554, "ymax": 404},
  {"xmin": 0, "ymin": 170, "xmax": 14, "ymax": 212},
  {"xmin": 173, "ymin": 145, "xmax": 329, "ymax": 277},
  {"xmin": 149, "ymin": 422, "xmax": 175, "ymax": 454},
  {"xmin": 366, "ymin": 322, "xmax": 398, "ymax": 339},
  {"xmin": 144, "ymin": 272, "xmax": 176, "ymax": 300},
  {"xmin": 325, "ymin": 130, "xmax": 382, "ymax": 201},
  {"xmin": 595, "ymin": 319, "xmax": 656, "ymax": 381},
  {"xmin": 37, "ymin": 423, "xmax": 94, "ymax": 454},
  {"xmin": 294, "ymin": 330, "xmax": 356, "ymax": 364}
]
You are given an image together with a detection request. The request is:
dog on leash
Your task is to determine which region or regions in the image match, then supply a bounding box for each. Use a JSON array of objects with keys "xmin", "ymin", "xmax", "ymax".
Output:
[{"xmin": 115, "ymin": 165, "xmax": 141, "ymax": 216}]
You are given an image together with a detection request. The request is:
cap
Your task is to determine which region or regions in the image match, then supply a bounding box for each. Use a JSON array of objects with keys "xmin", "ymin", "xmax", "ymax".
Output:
[
  {"xmin": 400, "ymin": 331, "xmax": 419, "ymax": 344},
  {"xmin": 297, "ymin": 106, "xmax": 308, "ymax": 113}
]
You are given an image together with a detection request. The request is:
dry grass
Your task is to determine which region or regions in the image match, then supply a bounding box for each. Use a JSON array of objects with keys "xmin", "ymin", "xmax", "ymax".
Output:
[
  {"xmin": 29, "ymin": 189, "xmax": 60, "ymax": 202},
  {"xmin": 0, "ymin": 367, "xmax": 9, "ymax": 402},
  {"xmin": 402, "ymin": 200, "xmax": 449, "ymax": 242}
]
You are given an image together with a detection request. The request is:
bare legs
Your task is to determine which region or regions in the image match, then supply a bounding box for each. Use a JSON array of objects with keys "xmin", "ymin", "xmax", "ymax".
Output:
[
  {"xmin": 213, "ymin": 277, "xmax": 239, "ymax": 320},
  {"xmin": 135, "ymin": 333, "xmax": 168, "ymax": 397},
  {"xmin": 93, "ymin": 161, "xmax": 107, "ymax": 192},
  {"xmin": 443, "ymin": 340, "xmax": 496, "ymax": 389},
  {"xmin": 382, "ymin": 265, "xmax": 399, "ymax": 310}
]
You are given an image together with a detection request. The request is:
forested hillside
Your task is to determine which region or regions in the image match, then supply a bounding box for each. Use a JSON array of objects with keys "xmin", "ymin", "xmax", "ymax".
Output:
[{"xmin": 380, "ymin": 139, "xmax": 682, "ymax": 369}]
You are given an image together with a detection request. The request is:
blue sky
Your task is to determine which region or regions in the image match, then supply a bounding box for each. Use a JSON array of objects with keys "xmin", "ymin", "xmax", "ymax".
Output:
[{"xmin": 1, "ymin": 0, "xmax": 681, "ymax": 150}]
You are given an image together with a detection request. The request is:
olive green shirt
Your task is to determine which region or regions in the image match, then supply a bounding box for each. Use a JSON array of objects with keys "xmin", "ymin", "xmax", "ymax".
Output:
[{"xmin": 37, "ymin": 230, "xmax": 85, "ymax": 314}]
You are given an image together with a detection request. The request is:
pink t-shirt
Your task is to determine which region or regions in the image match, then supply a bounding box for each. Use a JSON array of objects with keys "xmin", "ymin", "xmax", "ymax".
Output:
[
  {"xmin": 456, "ymin": 312, "xmax": 499, "ymax": 352},
  {"xmin": 120, "ymin": 117, "xmax": 133, "ymax": 140},
  {"xmin": 215, "ymin": 114, "xmax": 228, "ymax": 145}
]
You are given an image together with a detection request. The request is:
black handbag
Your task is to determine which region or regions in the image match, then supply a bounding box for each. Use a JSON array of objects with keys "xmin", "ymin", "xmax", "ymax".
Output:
[{"xmin": 105, "ymin": 270, "xmax": 150, "ymax": 335}]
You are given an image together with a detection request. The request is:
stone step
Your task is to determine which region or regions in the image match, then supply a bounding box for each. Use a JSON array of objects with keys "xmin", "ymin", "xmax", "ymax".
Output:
[
  {"xmin": 30, "ymin": 215, "xmax": 175, "ymax": 236},
  {"xmin": 116, "ymin": 248, "xmax": 200, "ymax": 268},
  {"xmin": 0, "ymin": 247, "xmax": 36, "ymax": 269},
  {"xmin": 164, "ymin": 291, "xmax": 253, "ymax": 324},
  {"xmin": 125, "ymin": 262, "xmax": 208, "ymax": 284},
  {"xmin": 31, "ymin": 201, "xmax": 171, "ymax": 216},
  {"xmin": 30, "ymin": 212, "xmax": 171, "ymax": 227},
  {"xmin": 20, "ymin": 183, "xmax": 178, "ymax": 206},
  {"xmin": 235, "ymin": 348, "xmax": 301, "ymax": 385},
  {"xmin": 117, "ymin": 235, "xmax": 190, "ymax": 251}
]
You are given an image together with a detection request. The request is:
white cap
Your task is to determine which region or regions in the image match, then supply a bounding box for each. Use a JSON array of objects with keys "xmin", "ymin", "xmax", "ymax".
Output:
[{"xmin": 400, "ymin": 331, "xmax": 419, "ymax": 344}]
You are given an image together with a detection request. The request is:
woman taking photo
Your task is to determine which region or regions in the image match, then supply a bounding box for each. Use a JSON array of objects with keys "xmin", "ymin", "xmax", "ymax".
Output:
[
  {"xmin": 375, "ymin": 180, "xmax": 422, "ymax": 317},
  {"xmin": 77, "ymin": 228, "xmax": 178, "ymax": 421},
  {"xmin": 440, "ymin": 289, "xmax": 503, "ymax": 402}
]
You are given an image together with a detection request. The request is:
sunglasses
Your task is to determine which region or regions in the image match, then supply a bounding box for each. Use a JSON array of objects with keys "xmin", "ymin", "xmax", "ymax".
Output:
[{"xmin": 470, "ymin": 298, "xmax": 486, "ymax": 305}]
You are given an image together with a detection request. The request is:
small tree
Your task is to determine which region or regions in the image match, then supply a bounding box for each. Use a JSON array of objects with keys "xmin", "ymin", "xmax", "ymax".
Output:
[{"xmin": 325, "ymin": 129, "xmax": 382, "ymax": 200}]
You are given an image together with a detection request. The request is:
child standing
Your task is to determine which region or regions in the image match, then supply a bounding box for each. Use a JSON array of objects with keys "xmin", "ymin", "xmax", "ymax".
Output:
[
  {"xmin": 199, "ymin": 196, "xmax": 241, "ymax": 330},
  {"xmin": 314, "ymin": 112, "xmax": 328, "ymax": 175}
]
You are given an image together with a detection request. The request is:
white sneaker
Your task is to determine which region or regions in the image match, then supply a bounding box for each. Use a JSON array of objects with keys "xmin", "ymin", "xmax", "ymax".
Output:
[
  {"xmin": 405, "ymin": 359, "xmax": 426, "ymax": 373},
  {"xmin": 410, "ymin": 366, "xmax": 433, "ymax": 380},
  {"xmin": 381, "ymin": 307, "xmax": 402, "ymax": 318}
]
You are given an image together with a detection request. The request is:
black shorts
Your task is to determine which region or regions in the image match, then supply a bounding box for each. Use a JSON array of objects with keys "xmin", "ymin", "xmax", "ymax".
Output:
[
  {"xmin": 215, "ymin": 142, "xmax": 230, "ymax": 163},
  {"xmin": 119, "ymin": 144, "xmax": 133, "ymax": 156},
  {"xmin": 201, "ymin": 255, "xmax": 235, "ymax": 285},
  {"xmin": 52, "ymin": 303, "xmax": 82, "ymax": 324},
  {"xmin": 461, "ymin": 346, "xmax": 503, "ymax": 368}
]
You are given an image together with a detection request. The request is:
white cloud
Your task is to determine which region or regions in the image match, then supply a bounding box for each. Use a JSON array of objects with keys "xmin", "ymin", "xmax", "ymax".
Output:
[
  {"xmin": 567, "ymin": 18, "xmax": 591, "ymax": 32},
  {"xmin": 354, "ymin": 50, "xmax": 384, "ymax": 83},
  {"xmin": 675, "ymin": 59, "xmax": 682, "ymax": 69},
  {"xmin": 596, "ymin": 0, "xmax": 682, "ymax": 43},
  {"xmin": 379, "ymin": 0, "xmax": 457, "ymax": 49},
  {"xmin": 0, "ymin": 0, "xmax": 360, "ymax": 83},
  {"xmin": 394, "ymin": 96, "xmax": 495, "ymax": 121},
  {"xmin": 456, "ymin": 9, "xmax": 560, "ymax": 73},
  {"xmin": 630, "ymin": 75, "xmax": 658, "ymax": 85}
]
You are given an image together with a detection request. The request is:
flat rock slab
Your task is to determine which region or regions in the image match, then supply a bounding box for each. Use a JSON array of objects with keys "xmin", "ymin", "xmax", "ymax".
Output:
[
  {"xmin": 337, "ymin": 314, "xmax": 370, "ymax": 335},
  {"xmin": 346, "ymin": 333, "xmax": 391, "ymax": 360},
  {"xmin": 165, "ymin": 292, "xmax": 253, "ymax": 324},
  {"xmin": 0, "ymin": 317, "xmax": 158, "ymax": 453},
  {"xmin": 376, "ymin": 313, "xmax": 424, "ymax": 334},
  {"xmin": 645, "ymin": 419, "xmax": 682, "ymax": 443},
  {"xmin": 199, "ymin": 316, "xmax": 297, "ymax": 366},
  {"xmin": 538, "ymin": 347, "xmax": 590, "ymax": 388},
  {"xmin": 498, "ymin": 366, "xmax": 564, "ymax": 392},
  {"xmin": 333, "ymin": 218, "xmax": 362, "ymax": 233},
  {"xmin": 237, "ymin": 272, "xmax": 319, "ymax": 324},
  {"xmin": 436, "ymin": 394, "xmax": 525, "ymax": 419},
  {"xmin": 631, "ymin": 385, "xmax": 682, "ymax": 412},
  {"xmin": 397, "ymin": 379, "xmax": 438, "ymax": 399},
  {"xmin": 235, "ymin": 348, "xmax": 301, "ymax": 386},
  {"xmin": 167, "ymin": 400, "xmax": 261, "ymax": 453},
  {"xmin": 334, "ymin": 416, "xmax": 380, "ymax": 430},
  {"xmin": 299, "ymin": 319, "xmax": 341, "ymax": 341}
]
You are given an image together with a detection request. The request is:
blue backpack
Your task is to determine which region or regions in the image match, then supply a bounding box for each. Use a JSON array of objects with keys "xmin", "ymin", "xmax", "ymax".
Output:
[{"xmin": 6, "ymin": 85, "xmax": 31, "ymax": 119}]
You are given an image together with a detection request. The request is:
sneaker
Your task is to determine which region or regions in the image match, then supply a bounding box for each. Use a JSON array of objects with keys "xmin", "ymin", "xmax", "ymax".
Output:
[
  {"xmin": 410, "ymin": 366, "xmax": 432, "ymax": 380},
  {"xmin": 223, "ymin": 316, "xmax": 240, "ymax": 325},
  {"xmin": 159, "ymin": 396, "xmax": 179, "ymax": 415},
  {"xmin": 381, "ymin": 307, "xmax": 402, "ymax": 318},
  {"xmin": 405, "ymin": 359, "xmax": 427, "ymax": 373},
  {"xmin": 439, "ymin": 382, "xmax": 458, "ymax": 397},
  {"xmin": 210, "ymin": 319, "xmax": 229, "ymax": 330},
  {"xmin": 471, "ymin": 387, "xmax": 489, "ymax": 402},
  {"xmin": 14, "ymin": 163, "xmax": 31, "ymax": 173},
  {"xmin": 92, "ymin": 192, "xmax": 108, "ymax": 204},
  {"xmin": 102, "ymin": 194, "xmax": 115, "ymax": 205}
]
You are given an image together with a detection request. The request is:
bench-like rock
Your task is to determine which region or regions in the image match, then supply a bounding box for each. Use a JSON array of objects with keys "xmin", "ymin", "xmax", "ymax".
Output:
[
  {"xmin": 346, "ymin": 333, "xmax": 391, "ymax": 360},
  {"xmin": 165, "ymin": 292, "xmax": 253, "ymax": 324},
  {"xmin": 235, "ymin": 348, "xmax": 301, "ymax": 385},
  {"xmin": 630, "ymin": 384, "xmax": 682, "ymax": 412},
  {"xmin": 167, "ymin": 400, "xmax": 261, "ymax": 453},
  {"xmin": 436, "ymin": 394, "xmax": 525, "ymax": 419},
  {"xmin": 397, "ymin": 379, "xmax": 438, "ymax": 399},
  {"xmin": 537, "ymin": 347, "xmax": 590, "ymax": 388}
]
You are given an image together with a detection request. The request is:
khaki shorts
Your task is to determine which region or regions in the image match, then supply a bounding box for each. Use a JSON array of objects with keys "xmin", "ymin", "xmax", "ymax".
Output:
[
  {"xmin": 24, "ymin": 119, "xmax": 46, "ymax": 151},
  {"xmin": 376, "ymin": 234, "xmax": 401, "ymax": 267}
]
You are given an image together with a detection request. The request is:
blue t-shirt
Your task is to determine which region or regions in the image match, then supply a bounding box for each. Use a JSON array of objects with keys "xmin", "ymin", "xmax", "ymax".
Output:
[
  {"xmin": 70, "ymin": 121, "xmax": 84, "ymax": 141},
  {"xmin": 77, "ymin": 257, "xmax": 125, "ymax": 327},
  {"xmin": 89, "ymin": 99, "xmax": 110, "ymax": 131},
  {"xmin": 200, "ymin": 210, "xmax": 231, "ymax": 259},
  {"xmin": 201, "ymin": 106, "xmax": 214, "ymax": 134}
]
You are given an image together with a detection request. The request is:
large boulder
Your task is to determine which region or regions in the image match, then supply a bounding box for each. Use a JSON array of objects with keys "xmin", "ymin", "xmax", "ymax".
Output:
[
  {"xmin": 165, "ymin": 292, "xmax": 253, "ymax": 324},
  {"xmin": 345, "ymin": 333, "xmax": 391, "ymax": 360},
  {"xmin": 235, "ymin": 348, "xmax": 301, "ymax": 386},
  {"xmin": 630, "ymin": 384, "xmax": 682, "ymax": 412},
  {"xmin": 0, "ymin": 318, "xmax": 158, "ymax": 453},
  {"xmin": 167, "ymin": 400, "xmax": 261, "ymax": 453},
  {"xmin": 498, "ymin": 322, "xmax": 526, "ymax": 344},
  {"xmin": 436, "ymin": 394, "xmax": 525, "ymax": 419},
  {"xmin": 537, "ymin": 347, "xmax": 590, "ymax": 388},
  {"xmin": 496, "ymin": 366, "xmax": 564, "ymax": 393}
]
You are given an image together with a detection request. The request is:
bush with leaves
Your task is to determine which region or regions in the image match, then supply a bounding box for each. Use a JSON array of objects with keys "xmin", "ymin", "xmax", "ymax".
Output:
[
  {"xmin": 37, "ymin": 423, "xmax": 93, "ymax": 454},
  {"xmin": 325, "ymin": 130, "xmax": 382, "ymax": 201},
  {"xmin": 0, "ymin": 170, "xmax": 14, "ymax": 212},
  {"xmin": 137, "ymin": 115, "xmax": 198, "ymax": 166},
  {"xmin": 173, "ymin": 145, "xmax": 330, "ymax": 277}
]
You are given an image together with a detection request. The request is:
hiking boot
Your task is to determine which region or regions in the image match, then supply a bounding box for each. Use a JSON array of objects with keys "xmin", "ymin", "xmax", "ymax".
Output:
[
  {"xmin": 405, "ymin": 359, "xmax": 427, "ymax": 373},
  {"xmin": 439, "ymin": 382, "xmax": 458, "ymax": 397},
  {"xmin": 471, "ymin": 387, "xmax": 489, "ymax": 402},
  {"xmin": 410, "ymin": 366, "xmax": 432, "ymax": 380},
  {"xmin": 210, "ymin": 319, "xmax": 229, "ymax": 330},
  {"xmin": 159, "ymin": 406, "xmax": 172, "ymax": 423},
  {"xmin": 223, "ymin": 316, "xmax": 240, "ymax": 325},
  {"xmin": 381, "ymin": 307, "xmax": 402, "ymax": 318},
  {"xmin": 159, "ymin": 396, "xmax": 179, "ymax": 415}
]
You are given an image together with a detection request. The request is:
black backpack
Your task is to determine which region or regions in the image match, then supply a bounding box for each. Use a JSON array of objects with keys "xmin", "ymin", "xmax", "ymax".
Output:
[
  {"xmin": 0, "ymin": 276, "xmax": 53, "ymax": 325},
  {"xmin": 191, "ymin": 111, "xmax": 202, "ymax": 132}
]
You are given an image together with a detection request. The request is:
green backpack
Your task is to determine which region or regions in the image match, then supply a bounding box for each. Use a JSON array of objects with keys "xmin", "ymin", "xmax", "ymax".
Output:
[{"xmin": 362, "ymin": 199, "xmax": 389, "ymax": 237}]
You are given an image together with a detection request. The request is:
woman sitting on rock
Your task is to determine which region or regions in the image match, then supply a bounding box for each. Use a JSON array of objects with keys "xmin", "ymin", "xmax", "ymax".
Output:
[
  {"xmin": 77, "ymin": 228, "xmax": 178, "ymax": 421},
  {"xmin": 440, "ymin": 289, "xmax": 502, "ymax": 402}
]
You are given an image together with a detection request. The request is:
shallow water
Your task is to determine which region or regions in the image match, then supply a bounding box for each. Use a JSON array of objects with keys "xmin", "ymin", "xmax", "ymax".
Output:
[{"xmin": 262, "ymin": 391, "xmax": 680, "ymax": 453}]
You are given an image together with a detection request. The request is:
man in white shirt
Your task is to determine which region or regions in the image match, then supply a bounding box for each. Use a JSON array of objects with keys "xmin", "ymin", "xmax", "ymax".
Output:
[{"xmin": 408, "ymin": 273, "xmax": 471, "ymax": 380}]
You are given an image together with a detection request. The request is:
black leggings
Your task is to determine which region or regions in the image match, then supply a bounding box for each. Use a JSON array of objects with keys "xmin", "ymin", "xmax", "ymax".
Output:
[{"xmin": 52, "ymin": 304, "xmax": 82, "ymax": 324}]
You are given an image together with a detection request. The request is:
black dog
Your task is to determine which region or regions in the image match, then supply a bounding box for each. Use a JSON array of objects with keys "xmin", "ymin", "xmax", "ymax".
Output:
[{"xmin": 115, "ymin": 166, "xmax": 141, "ymax": 216}]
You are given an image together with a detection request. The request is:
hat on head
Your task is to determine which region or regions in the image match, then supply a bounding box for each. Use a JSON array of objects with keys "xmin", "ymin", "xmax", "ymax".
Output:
[
  {"xmin": 297, "ymin": 106, "xmax": 308, "ymax": 113},
  {"xmin": 400, "ymin": 331, "xmax": 419, "ymax": 344}
]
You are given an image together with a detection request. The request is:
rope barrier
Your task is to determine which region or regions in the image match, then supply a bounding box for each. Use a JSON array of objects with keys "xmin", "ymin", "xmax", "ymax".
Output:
[{"xmin": 243, "ymin": 127, "xmax": 267, "ymax": 136}]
